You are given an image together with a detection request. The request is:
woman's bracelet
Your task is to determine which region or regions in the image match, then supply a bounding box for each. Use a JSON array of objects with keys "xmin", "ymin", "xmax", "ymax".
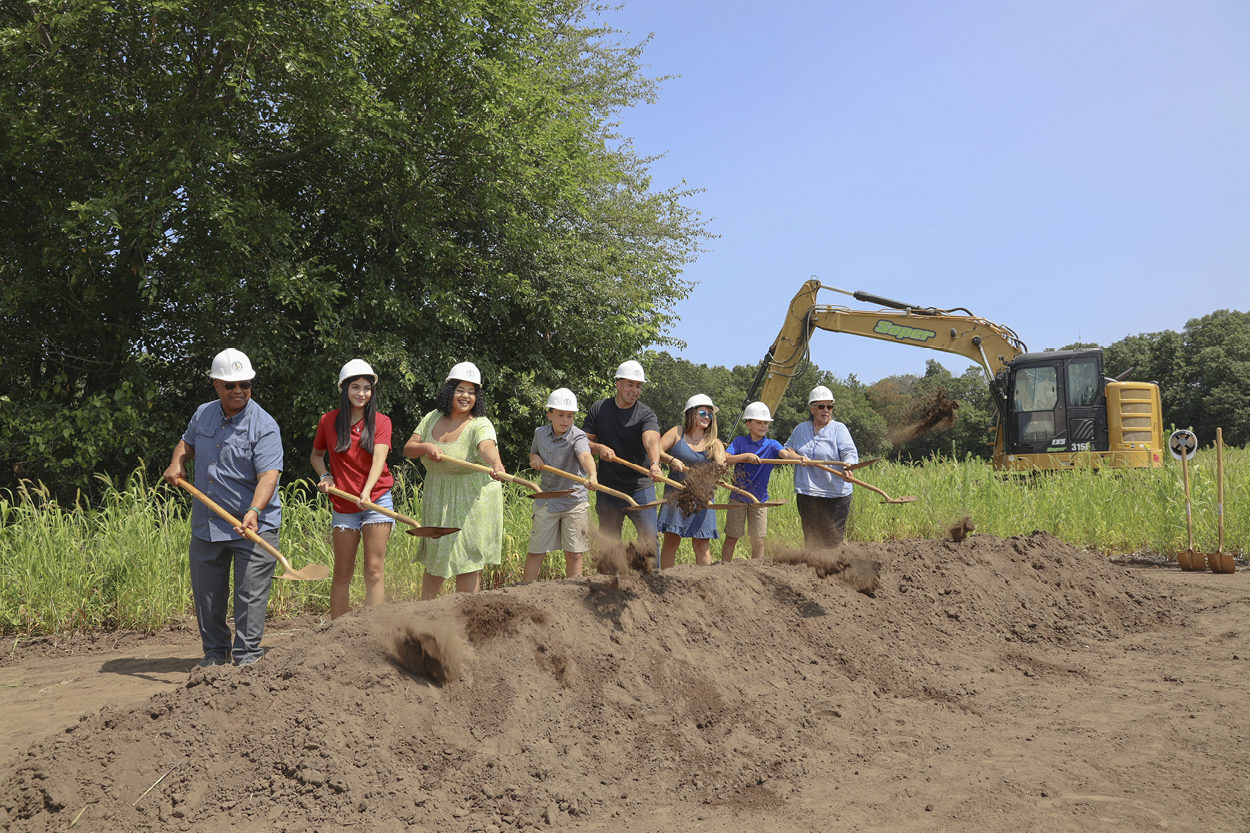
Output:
[
  {"xmin": 247, "ymin": 506, "xmax": 261, "ymax": 515},
  {"xmin": 320, "ymin": 473, "xmax": 333, "ymax": 481}
]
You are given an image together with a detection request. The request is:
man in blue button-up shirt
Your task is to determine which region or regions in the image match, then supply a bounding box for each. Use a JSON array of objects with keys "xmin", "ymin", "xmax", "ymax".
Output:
[{"xmin": 164, "ymin": 348, "xmax": 283, "ymax": 668}]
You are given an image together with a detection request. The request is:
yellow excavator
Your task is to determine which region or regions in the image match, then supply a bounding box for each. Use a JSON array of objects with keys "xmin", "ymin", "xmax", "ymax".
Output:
[{"xmin": 748, "ymin": 279, "xmax": 1163, "ymax": 471}]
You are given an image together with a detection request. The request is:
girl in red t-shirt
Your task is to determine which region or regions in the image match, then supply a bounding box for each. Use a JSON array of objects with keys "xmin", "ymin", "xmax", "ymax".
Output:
[{"xmin": 310, "ymin": 360, "xmax": 395, "ymax": 619}]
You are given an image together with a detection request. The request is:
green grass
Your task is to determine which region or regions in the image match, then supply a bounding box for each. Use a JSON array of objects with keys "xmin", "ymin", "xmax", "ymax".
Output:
[{"xmin": 1, "ymin": 448, "xmax": 1244, "ymax": 635}]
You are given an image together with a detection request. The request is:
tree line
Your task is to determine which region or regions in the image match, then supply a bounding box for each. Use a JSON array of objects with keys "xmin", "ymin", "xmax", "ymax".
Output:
[{"xmin": 1, "ymin": 0, "xmax": 708, "ymax": 501}]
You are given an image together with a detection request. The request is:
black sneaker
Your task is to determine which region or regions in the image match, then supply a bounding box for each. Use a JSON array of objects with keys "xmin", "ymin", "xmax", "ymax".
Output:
[{"xmin": 197, "ymin": 656, "xmax": 229, "ymax": 668}]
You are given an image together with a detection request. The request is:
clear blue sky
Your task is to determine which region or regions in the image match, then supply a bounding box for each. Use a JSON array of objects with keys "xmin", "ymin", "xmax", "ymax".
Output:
[{"xmin": 600, "ymin": 0, "xmax": 1250, "ymax": 383}]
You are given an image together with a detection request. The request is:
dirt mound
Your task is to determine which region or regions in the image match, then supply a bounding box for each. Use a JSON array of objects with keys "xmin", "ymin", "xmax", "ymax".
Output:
[
  {"xmin": 392, "ymin": 623, "xmax": 462, "ymax": 685},
  {"xmin": 2, "ymin": 533, "xmax": 1193, "ymax": 832}
]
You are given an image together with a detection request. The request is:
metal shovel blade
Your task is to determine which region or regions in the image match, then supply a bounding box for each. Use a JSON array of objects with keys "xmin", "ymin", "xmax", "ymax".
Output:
[
  {"xmin": 527, "ymin": 489, "xmax": 576, "ymax": 500},
  {"xmin": 1178, "ymin": 550, "xmax": 1207, "ymax": 572},
  {"xmin": 624, "ymin": 500, "xmax": 665, "ymax": 511},
  {"xmin": 404, "ymin": 525, "xmax": 460, "ymax": 539}
]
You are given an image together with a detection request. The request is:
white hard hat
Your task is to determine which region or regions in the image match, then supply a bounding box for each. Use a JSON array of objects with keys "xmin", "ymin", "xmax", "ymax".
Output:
[
  {"xmin": 545, "ymin": 388, "xmax": 579, "ymax": 411},
  {"xmin": 209, "ymin": 348, "xmax": 255, "ymax": 382},
  {"xmin": 614, "ymin": 360, "xmax": 647, "ymax": 383},
  {"xmin": 446, "ymin": 361, "xmax": 482, "ymax": 386},
  {"xmin": 338, "ymin": 359, "xmax": 377, "ymax": 388},
  {"xmin": 743, "ymin": 401, "xmax": 773, "ymax": 422},
  {"xmin": 683, "ymin": 394, "xmax": 718, "ymax": 414},
  {"xmin": 808, "ymin": 385, "xmax": 835, "ymax": 405}
]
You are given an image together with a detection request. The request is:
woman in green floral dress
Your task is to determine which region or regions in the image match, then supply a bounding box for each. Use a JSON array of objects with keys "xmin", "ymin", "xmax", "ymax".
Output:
[{"xmin": 404, "ymin": 362, "xmax": 506, "ymax": 600}]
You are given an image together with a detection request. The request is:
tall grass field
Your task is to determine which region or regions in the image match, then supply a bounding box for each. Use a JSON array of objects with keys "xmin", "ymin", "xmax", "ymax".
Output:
[{"xmin": 2, "ymin": 449, "xmax": 1246, "ymax": 636}]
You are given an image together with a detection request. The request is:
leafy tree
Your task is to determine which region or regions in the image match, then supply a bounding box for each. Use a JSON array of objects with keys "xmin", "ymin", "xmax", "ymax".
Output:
[
  {"xmin": 0, "ymin": 0, "xmax": 708, "ymax": 496},
  {"xmin": 1103, "ymin": 313, "xmax": 1250, "ymax": 447},
  {"xmin": 639, "ymin": 352, "xmax": 732, "ymax": 436}
]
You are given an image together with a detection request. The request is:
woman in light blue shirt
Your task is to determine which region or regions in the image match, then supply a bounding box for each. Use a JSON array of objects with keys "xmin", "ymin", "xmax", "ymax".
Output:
[{"xmin": 783, "ymin": 385, "xmax": 858, "ymax": 548}]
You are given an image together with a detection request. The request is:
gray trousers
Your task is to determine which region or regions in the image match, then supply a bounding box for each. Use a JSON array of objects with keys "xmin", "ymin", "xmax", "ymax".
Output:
[
  {"xmin": 188, "ymin": 531, "xmax": 278, "ymax": 663},
  {"xmin": 795, "ymin": 493, "xmax": 853, "ymax": 549}
]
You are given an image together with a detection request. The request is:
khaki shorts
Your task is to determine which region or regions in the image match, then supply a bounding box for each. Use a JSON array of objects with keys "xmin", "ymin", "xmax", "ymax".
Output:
[
  {"xmin": 725, "ymin": 503, "xmax": 769, "ymax": 539},
  {"xmin": 528, "ymin": 502, "xmax": 591, "ymax": 554}
]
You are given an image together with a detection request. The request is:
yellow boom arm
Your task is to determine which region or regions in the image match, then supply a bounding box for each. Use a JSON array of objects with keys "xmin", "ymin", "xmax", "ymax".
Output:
[{"xmin": 758, "ymin": 279, "xmax": 1026, "ymax": 412}]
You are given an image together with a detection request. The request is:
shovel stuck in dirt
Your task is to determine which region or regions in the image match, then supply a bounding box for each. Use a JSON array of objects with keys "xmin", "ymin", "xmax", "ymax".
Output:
[
  {"xmin": 1209, "ymin": 428, "xmax": 1236, "ymax": 573},
  {"xmin": 1173, "ymin": 431, "xmax": 1206, "ymax": 572},
  {"xmin": 176, "ymin": 477, "xmax": 331, "ymax": 581},
  {"xmin": 323, "ymin": 486, "xmax": 459, "ymax": 538}
]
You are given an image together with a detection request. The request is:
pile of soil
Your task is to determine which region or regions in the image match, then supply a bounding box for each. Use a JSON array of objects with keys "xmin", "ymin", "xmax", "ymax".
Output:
[{"xmin": 4, "ymin": 532, "xmax": 1247, "ymax": 832}]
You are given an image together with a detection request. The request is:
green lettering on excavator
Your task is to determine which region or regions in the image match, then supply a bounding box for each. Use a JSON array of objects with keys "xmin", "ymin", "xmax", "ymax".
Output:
[{"xmin": 873, "ymin": 319, "xmax": 937, "ymax": 343}]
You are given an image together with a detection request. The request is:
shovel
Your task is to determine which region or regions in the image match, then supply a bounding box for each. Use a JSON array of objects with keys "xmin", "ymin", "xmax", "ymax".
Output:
[
  {"xmin": 176, "ymin": 478, "xmax": 331, "ymax": 581},
  {"xmin": 801, "ymin": 460, "xmax": 918, "ymax": 505},
  {"xmin": 534, "ymin": 463, "xmax": 663, "ymax": 511},
  {"xmin": 716, "ymin": 479, "xmax": 788, "ymax": 507},
  {"xmin": 611, "ymin": 458, "xmax": 734, "ymax": 510},
  {"xmin": 435, "ymin": 455, "xmax": 575, "ymax": 499},
  {"xmin": 759, "ymin": 457, "xmax": 882, "ymax": 472},
  {"xmin": 1176, "ymin": 445, "xmax": 1205, "ymax": 571},
  {"xmin": 323, "ymin": 486, "xmax": 459, "ymax": 538},
  {"xmin": 1210, "ymin": 428, "xmax": 1235, "ymax": 573}
]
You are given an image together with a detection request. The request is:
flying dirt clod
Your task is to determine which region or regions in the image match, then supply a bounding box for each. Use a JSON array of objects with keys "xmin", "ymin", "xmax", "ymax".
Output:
[
  {"xmin": 949, "ymin": 515, "xmax": 976, "ymax": 543},
  {"xmin": 773, "ymin": 547, "xmax": 881, "ymax": 595},
  {"xmin": 671, "ymin": 462, "xmax": 729, "ymax": 518},
  {"xmin": 594, "ymin": 540, "xmax": 656, "ymax": 577}
]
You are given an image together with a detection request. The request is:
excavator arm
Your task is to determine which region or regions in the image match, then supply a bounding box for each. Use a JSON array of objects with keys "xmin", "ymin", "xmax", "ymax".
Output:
[
  {"xmin": 756, "ymin": 279, "xmax": 1026, "ymax": 414},
  {"xmin": 747, "ymin": 279, "xmax": 1162, "ymax": 471}
]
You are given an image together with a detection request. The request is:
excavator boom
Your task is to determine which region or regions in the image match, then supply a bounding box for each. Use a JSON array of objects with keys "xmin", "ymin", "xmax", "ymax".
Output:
[{"xmin": 752, "ymin": 279, "xmax": 1163, "ymax": 471}]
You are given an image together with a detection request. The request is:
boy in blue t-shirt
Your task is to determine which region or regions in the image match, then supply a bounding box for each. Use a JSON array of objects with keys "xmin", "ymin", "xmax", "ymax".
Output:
[{"xmin": 722, "ymin": 402, "xmax": 790, "ymax": 561}]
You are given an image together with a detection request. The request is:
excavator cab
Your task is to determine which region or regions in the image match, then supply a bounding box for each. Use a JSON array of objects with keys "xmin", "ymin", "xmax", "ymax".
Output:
[{"xmin": 1003, "ymin": 350, "xmax": 1108, "ymax": 456}]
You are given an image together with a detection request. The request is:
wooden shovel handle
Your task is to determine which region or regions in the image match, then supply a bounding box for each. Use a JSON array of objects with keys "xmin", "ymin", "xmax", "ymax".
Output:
[
  {"xmin": 536, "ymin": 463, "xmax": 638, "ymax": 506},
  {"xmin": 611, "ymin": 456, "xmax": 684, "ymax": 489},
  {"xmin": 437, "ymin": 454, "xmax": 538, "ymax": 491},
  {"xmin": 805, "ymin": 462, "xmax": 915, "ymax": 504},
  {"xmin": 176, "ymin": 477, "xmax": 291, "ymax": 569},
  {"xmin": 718, "ymin": 480, "xmax": 761, "ymax": 504},
  {"xmin": 758, "ymin": 458, "xmax": 880, "ymax": 471},
  {"xmin": 324, "ymin": 486, "xmax": 421, "ymax": 527}
]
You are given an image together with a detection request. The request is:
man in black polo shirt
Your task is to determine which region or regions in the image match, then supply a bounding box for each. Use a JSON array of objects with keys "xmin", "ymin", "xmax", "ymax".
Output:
[{"xmin": 583, "ymin": 360, "xmax": 663, "ymax": 556}]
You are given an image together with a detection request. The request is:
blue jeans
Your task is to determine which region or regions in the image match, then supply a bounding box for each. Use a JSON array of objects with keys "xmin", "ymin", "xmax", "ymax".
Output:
[
  {"xmin": 331, "ymin": 489, "xmax": 396, "ymax": 530},
  {"xmin": 188, "ymin": 531, "xmax": 278, "ymax": 664},
  {"xmin": 594, "ymin": 485, "xmax": 661, "ymax": 569}
]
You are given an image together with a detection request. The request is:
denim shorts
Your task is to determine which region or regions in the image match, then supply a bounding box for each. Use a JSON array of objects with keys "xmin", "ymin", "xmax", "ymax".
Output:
[{"xmin": 331, "ymin": 489, "xmax": 396, "ymax": 530}]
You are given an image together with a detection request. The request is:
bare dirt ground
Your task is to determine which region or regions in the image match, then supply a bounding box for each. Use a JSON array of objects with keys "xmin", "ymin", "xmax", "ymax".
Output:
[{"xmin": 2, "ymin": 532, "xmax": 1248, "ymax": 832}]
